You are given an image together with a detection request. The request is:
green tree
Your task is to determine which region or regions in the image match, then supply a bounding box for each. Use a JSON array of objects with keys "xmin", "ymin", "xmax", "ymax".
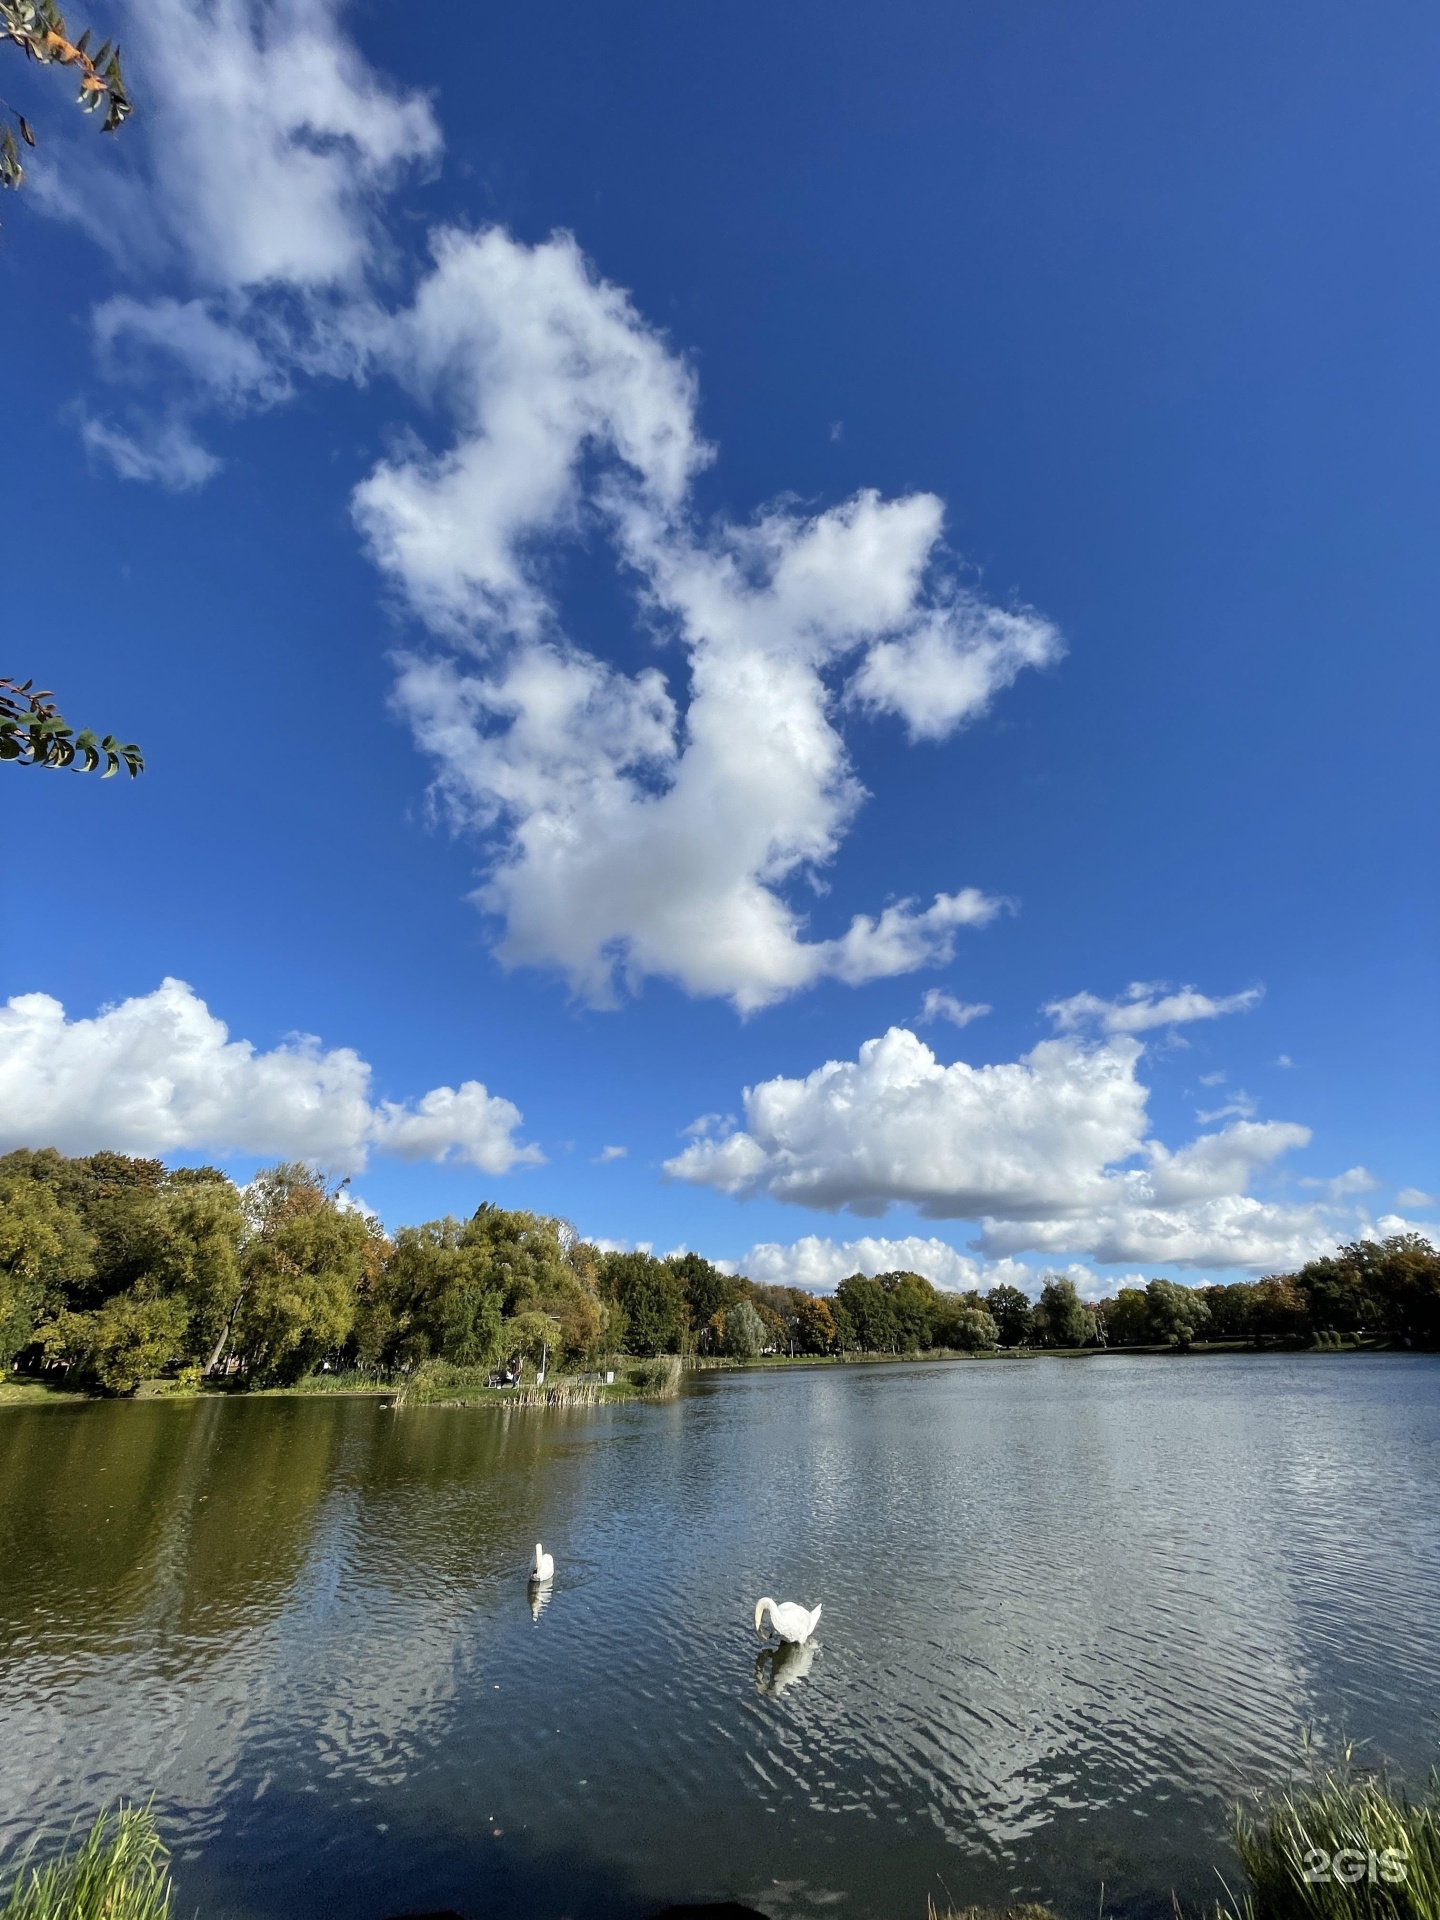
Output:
[
  {"xmin": 668, "ymin": 1251, "xmax": 738, "ymax": 1331},
  {"xmin": 0, "ymin": 1167, "xmax": 92, "ymax": 1364},
  {"xmin": 793, "ymin": 1293, "xmax": 837, "ymax": 1354},
  {"xmin": 1104, "ymin": 1286, "xmax": 1152, "ymax": 1346},
  {"xmin": 933, "ymin": 1294, "xmax": 999, "ymax": 1351},
  {"xmin": 39, "ymin": 1288, "xmax": 190, "ymax": 1393},
  {"xmin": 1247, "ymin": 1275, "xmax": 1312, "ymax": 1341},
  {"xmin": 880, "ymin": 1270, "xmax": 939, "ymax": 1350},
  {"xmin": 1036, "ymin": 1275, "xmax": 1096, "ymax": 1348},
  {"xmin": 1145, "ymin": 1277, "xmax": 1211, "ymax": 1348},
  {"xmin": 1198, "ymin": 1282, "xmax": 1254, "ymax": 1338},
  {"xmin": 722, "ymin": 1297, "xmax": 765, "ymax": 1359},
  {"xmin": 143, "ymin": 1174, "xmax": 246, "ymax": 1367},
  {"xmin": 1294, "ymin": 1235, "xmax": 1440, "ymax": 1344},
  {"xmin": 985, "ymin": 1283, "xmax": 1034, "ymax": 1346},
  {"xmin": 598, "ymin": 1250, "xmax": 688, "ymax": 1355},
  {"xmin": 230, "ymin": 1165, "xmax": 368, "ymax": 1383},
  {"xmin": 833, "ymin": 1273, "xmax": 897, "ymax": 1351}
]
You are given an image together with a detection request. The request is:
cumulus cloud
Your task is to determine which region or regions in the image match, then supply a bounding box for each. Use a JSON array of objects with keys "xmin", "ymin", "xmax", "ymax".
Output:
[
  {"xmin": 718, "ymin": 1234, "xmax": 1129, "ymax": 1302},
  {"xmin": 1396, "ymin": 1188, "xmax": 1436, "ymax": 1209},
  {"xmin": 369, "ymin": 243, "xmax": 1047, "ymax": 1007},
  {"xmin": 1365, "ymin": 1214, "xmax": 1439, "ymax": 1247},
  {"xmin": 0, "ymin": 979, "xmax": 541, "ymax": 1175},
  {"xmin": 1048, "ymin": 983, "xmax": 1263, "ymax": 1034},
  {"xmin": 919, "ymin": 989, "xmax": 992, "ymax": 1029},
  {"xmin": 54, "ymin": 2, "xmax": 1058, "ymax": 1009},
  {"xmin": 593, "ymin": 1145, "xmax": 627, "ymax": 1164},
  {"xmin": 720, "ymin": 1233, "xmax": 1015, "ymax": 1294},
  {"xmin": 667, "ymin": 992, "xmax": 1341, "ymax": 1273}
]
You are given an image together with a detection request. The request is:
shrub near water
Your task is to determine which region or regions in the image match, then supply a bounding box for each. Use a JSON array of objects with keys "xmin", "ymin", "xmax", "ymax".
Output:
[
  {"xmin": 1, "ymin": 1806, "xmax": 172, "ymax": 1920},
  {"xmin": 1223, "ymin": 1762, "xmax": 1440, "ymax": 1920}
]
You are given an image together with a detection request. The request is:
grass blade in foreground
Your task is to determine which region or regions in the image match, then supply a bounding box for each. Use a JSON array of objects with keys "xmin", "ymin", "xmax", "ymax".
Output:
[
  {"xmin": 1223, "ymin": 1758, "xmax": 1440, "ymax": 1920},
  {"xmin": 0, "ymin": 1805, "xmax": 172, "ymax": 1920}
]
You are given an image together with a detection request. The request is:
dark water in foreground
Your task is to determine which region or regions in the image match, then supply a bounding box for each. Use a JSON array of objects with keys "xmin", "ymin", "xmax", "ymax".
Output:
[{"xmin": 1, "ymin": 1356, "xmax": 1438, "ymax": 1920}]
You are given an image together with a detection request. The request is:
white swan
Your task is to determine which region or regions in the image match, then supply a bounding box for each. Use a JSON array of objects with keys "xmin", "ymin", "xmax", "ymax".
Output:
[
  {"xmin": 754, "ymin": 1597, "xmax": 821, "ymax": 1644},
  {"xmin": 530, "ymin": 1543, "xmax": 554, "ymax": 1583}
]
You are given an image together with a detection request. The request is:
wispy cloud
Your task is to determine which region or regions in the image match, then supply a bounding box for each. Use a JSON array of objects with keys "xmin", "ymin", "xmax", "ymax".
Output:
[
  {"xmin": 919, "ymin": 989, "xmax": 992, "ymax": 1029},
  {"xmin": 1048, "ymin": 983, "xmax": 1263, "ymax": 1035},
  {"xmin": 1300, "ymin": 1166, "xmax": 1379, "ymax": 1201}
]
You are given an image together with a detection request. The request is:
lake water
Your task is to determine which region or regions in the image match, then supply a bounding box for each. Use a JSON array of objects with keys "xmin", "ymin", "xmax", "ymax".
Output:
[{"xmin": 1, "ymin": 1355, "xmax": 1438, "ymax": 1920}]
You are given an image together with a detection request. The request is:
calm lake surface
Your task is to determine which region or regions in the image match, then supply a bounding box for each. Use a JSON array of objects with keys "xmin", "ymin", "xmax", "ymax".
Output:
[{"xmin": 2, "ymin": 1356, "xmax": 1438, "ymax": 1920}]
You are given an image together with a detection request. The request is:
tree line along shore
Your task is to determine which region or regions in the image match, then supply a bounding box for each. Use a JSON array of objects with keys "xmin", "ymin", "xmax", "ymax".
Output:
[{"xmin": 1, "ymin": 1148, "xmax": 1437, "ymax": 1399}]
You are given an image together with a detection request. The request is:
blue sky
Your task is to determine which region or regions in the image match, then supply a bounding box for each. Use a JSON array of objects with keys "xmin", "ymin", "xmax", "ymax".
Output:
[{"xmin": 1, "ymin": 0, "xmax": 1435, "ymax": 1294}]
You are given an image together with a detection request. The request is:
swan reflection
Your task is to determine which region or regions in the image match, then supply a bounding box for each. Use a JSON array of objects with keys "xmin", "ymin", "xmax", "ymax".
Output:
[
  {"xmin": 755, "ymin": 1638, "xmax": 816, "ymax": 1696},
  {"xmin": 528, "ymin": 1580, "xmax": 553, "ymax": 1622}
]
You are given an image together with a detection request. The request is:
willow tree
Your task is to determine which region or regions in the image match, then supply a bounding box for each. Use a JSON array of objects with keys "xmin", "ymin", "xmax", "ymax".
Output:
[{"xmin": 1, "ymin": 7, "xmax": 139, "ymax": 775}]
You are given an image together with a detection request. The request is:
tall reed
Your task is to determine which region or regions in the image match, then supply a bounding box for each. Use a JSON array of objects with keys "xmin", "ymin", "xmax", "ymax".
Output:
[
  {"xmin": 0, "ymin": 1805, "xmax": 172, "ymax": 1920},
  {"xmin": 1220, "ymin": 1756, "xmax": 1440, "ymax": 1920}
]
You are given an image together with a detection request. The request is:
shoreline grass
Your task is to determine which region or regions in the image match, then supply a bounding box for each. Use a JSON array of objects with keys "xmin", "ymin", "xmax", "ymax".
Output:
[
  {"xmin": 1218, "ymin": 1755, "xmax": 1440, "ymax": 1920},
  {"xmin": 0, "ymin": 1806, "xmax": 172, "ymax": 1920}
]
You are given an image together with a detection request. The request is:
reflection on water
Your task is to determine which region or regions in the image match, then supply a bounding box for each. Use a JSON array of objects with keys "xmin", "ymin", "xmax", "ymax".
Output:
[
  {"xmin": 528, "ymin": 1579, "xmax": 554, "ymax": 1623},
  {"xmin": 756, "ymin": 1639, "xmax": 816, "ymax": 1697},
  {"xmin": 0, "ymin": 1357, "xmax": 1437, "ymax": 1920}
]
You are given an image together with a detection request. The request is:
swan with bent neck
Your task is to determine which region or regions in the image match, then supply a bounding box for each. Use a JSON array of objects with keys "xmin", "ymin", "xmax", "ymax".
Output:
[
  {"xmin": 754, "ymin": 1597, "xmax": 821, "ymax": 1644},
  {"xmin": 530, "ymin": 1543, "xmax": 554, "ymax": 1583}
]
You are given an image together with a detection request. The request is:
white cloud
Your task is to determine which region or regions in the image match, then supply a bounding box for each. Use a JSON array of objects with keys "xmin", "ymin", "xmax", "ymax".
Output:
[
  {"xmin": 93, "ymin": 296, "xmax": 291, "ymax": 404},
  {"xmin": 847, "ymin": 598, "xmax": 1060, "ymax": 742},
  {"xmin": 1274, "ymin": 1054, "xmax": 1295, "ymax": 1068},
  {"xmin": 1048, "ymin": 983, "xmax": 1263, "ymax": 1034},
  {"xmin": 1365, "ymin": 1215, "xmax": 1439, "ymax": 1247},
  {"xmin": 1197, "ymin": 1070, "xmax": 1227, "ymax": 1087},
  {"xmin": 79, "ymin": 413, "xmax": 221, "ymax": 490},
  {"xmin": 56, "ymin": 10, "xmax": 1057, "ymax": 1009},
  {"xmin": 1196, "ymin": 1092, "xmax": 1256, "ymax": 1123},
  {"xmin": 1395, "ymin": 1188, "xmax": 1435, "ymax": 1210},
  {"xmin": 668, "ymin": 994, "xmax": 1339, "ymax": 1274},
  {"xmin": 371, "ymin": 235, "xmax": 1046, "ymax": 1007},
  {"xmin": 974, "ymin": 1195, "xmax": 1330, "ymax": 1273},
  {"xmin": 127, "ymin": 0, "xmax": 440, "ymax": 291},
  {"xmin": 1299, "ymin": 1166, "xmax": 1379, "ymax": 1200},
  {"xmin": 0, "ymin": 979, "xmax": 540, "ymax": 1176},
  {"xmin": 62, "ymin": 0, "xmax": 439, "ymax": 472},
  {"xmin": 919, "ymin": 989, "xmax": 992, "ymax": 1029},
  {"xmin": 718, "ymin": 1234, "xmax": 1129, "ymax": 1303},
  {"xmin": 720, "ymin": 1232, "xmax": 1015, "ymax": 1294},
  {"xmin": 593, "ymin": 1145, "xmax": 627, "ymax": 1164},
  {"xmin": 669, "ymin": 1026, "xmax": 1153, "ymax": 1218}
]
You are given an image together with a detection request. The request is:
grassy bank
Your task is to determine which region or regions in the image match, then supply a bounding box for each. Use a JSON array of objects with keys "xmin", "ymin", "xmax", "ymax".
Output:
[
  {"xmin": 1219, "ymin": 1756, "xmax": 1440, "ymax": 1920},
  {"xmin": 0, "ymin": 1806, "xmax": 171, "ymax": 1920},
  {"xmin": 3, "ymin": 1338, "xmax": 1413, "ymax": 1410}
]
